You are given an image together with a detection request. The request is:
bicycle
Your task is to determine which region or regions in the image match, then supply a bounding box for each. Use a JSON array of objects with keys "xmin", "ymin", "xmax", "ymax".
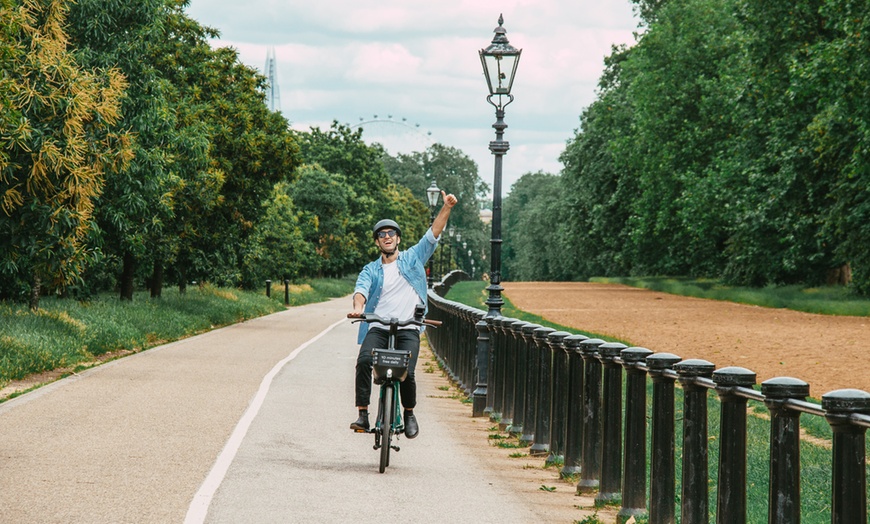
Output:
[{"xmin": 349, "ymin": 306, "xmax": 441, "ymax": 473}]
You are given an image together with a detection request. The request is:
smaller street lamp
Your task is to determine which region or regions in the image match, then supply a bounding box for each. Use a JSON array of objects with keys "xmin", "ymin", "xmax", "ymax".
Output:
[
  {"xmin": 426, "ymin": 181, "xmax": 440, "ymax": 287},
  {"xmin": 426, "ymin": 180, "xmax": 441, "ymax": 208}
]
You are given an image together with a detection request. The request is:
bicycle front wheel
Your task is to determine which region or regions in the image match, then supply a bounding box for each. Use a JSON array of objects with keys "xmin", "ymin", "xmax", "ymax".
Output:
[{"xmin": 379, "ymin": 384, "xmax": 393, "ymax": 473}]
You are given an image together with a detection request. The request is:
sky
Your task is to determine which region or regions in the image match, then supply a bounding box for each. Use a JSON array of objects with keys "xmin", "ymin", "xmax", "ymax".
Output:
[{"xmin": 184, "ymin": 0, "xmax": 641, "ymax": 197}]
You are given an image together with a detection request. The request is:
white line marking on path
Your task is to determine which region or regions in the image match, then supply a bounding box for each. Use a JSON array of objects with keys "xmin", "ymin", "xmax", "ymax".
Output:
[{"xmin": 184, "ymin": 317, "xmax": 346, "ymax": 524}]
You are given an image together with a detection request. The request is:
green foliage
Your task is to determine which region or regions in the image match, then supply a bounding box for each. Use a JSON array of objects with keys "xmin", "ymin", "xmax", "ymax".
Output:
[
  {"xmin": 0, "ymin": 0, "xmax": 130, "ymax": 304},
  {"xmin": 290, "ymin": 164, "xmax": 362, "ymax": 277},
  {"xmin": 513, "ymin": 0, "xmax": 870, "ymax": 294},
  {"xmin": 66, "ymin": 0, "xmax": 185, "ymax": 299},
  {"xmin": 242, "ymin": 182, "xmax": 312, "ymax": 287},
  {"xmin": 502, "ymin": 172, "xmax": 569, "ymax": 281},
  {"xmin": 382, "ymin": 144, "xmax": 489, "ymax": 274},
  {"xmin": 0, "ymin": 1, "xmax": 475, "ymax": 302}
]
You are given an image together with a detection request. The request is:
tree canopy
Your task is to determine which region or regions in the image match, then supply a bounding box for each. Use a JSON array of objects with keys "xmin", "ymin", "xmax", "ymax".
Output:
[
  {"xmin": 0, "ymin": 0, "xmax": 466, "ymax": 307},
  {"xmin": 503, "ymin": 0, "xmax": 870, "ymax": 294}
]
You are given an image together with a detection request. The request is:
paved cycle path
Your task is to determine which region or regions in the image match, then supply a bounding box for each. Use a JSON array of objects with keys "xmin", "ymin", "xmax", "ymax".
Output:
[{"xmin": 0, "ymin": 296, "xmax": 572, "ymax": 523}]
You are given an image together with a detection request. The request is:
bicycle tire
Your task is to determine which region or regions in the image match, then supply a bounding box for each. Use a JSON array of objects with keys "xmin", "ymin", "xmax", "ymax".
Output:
[{"xmin": 379, "ymin": 384, "xmax": 393, "ymax": 473}]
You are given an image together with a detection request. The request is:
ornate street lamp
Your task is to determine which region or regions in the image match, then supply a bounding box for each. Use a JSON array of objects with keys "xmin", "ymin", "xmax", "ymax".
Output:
[
  {"xmin": 426, "ymin": 181, "xmax": 440, "ymax": 287},
  {"xmin": 480, "ymin": 14, "xmax": 521, "ymax": 317}
]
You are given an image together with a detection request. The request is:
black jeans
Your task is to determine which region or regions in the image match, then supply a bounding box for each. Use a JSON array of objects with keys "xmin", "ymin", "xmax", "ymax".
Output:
[{"xmin": 355, "ymin": 328, "xmax": 420, "ymax": 410}]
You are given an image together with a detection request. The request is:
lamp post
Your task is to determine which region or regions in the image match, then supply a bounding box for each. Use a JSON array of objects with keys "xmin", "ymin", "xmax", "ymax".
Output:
[
  {"xmin": 480, "ymin": 14, "xmax": 521, "ymax": 318},
  {"xmin": 446, "ymin": 225, "xmax": 455, "ymax": 273},
  {"xmin": 455, "ymin": 231, "xmax": 462, "ymax": 274},
  {"xmin": 426, "ymin": 181, "xmax": 441, "ymax": 287}
]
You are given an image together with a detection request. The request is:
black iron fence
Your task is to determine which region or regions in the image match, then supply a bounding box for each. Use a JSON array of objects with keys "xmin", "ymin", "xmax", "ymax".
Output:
[{"xmin": 425, "ymin": 288, "xmax": 870, "ymax": 523}]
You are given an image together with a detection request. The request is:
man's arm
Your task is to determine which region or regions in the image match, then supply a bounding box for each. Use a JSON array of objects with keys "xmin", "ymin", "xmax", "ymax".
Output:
[
  {"xmin": 349, "ymin": 292, "xmax": 366, "ymax": 317},
  {"xmin": 431, "ymin": 191, "xmax": 458, "ymax": 238}
]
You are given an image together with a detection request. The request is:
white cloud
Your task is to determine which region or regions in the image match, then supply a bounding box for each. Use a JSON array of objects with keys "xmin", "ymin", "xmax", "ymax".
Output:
[{"xmin": 185, "ymin": 0, "xmax": 639, "ymax": 195}]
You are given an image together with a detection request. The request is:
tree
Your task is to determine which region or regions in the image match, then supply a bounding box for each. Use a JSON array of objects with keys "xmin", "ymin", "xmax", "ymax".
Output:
[
  {"xmin": 66, "ymin": 0, "xmax": 183, "ymax": 300},
  {"xmin": 502, "ymin": 172, "xmax": 567, "ymax": 281},
  {"xmin": 137, "ymin": 0, "xmax": 225, "ymax": 296},
  {"xmin": 800, "ymin": 0, "xmax": 870, "ymax": 292},
  {"xmin": 294, "ymin": 122, "xmax": 395, "ymax": 274},
  {"xmin": 382, "ymin": 144, "xmax": 489, "ymax": 275},
  {"xmin": 242, "ymin": 181, "xmax": 313, "ymax": 287},
  {"xmin": 559, "ymin": 44, "xmax": 637, "ymax": 280},
  {"xmin": 290, "ymin": 164, "xmax": 362, "ymax": 277},
  {"xmin": 0, "ymin": 0, "xmax": 130, "ymax": 308}
]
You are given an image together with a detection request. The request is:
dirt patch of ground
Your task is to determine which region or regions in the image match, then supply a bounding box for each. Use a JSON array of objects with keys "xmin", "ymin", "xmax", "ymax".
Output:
[{"xmin": 503, "ymin": 281, "xmax": 870, "ymax": 397}]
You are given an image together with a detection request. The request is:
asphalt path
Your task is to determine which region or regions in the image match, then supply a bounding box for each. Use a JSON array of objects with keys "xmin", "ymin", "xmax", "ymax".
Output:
[{"xmin": 0, "ymin": 296, "xmax": 565, "ymax": 523}]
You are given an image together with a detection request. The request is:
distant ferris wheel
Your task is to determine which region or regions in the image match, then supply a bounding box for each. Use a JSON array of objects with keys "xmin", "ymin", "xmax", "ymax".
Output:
[{"xmin": 350, "ymin": 115, "xmax": 435, "ymax": 155}]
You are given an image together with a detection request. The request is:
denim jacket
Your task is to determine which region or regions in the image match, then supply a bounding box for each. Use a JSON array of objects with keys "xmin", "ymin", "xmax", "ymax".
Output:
[{"xmin": 354, "ymin": 228, "xmax": 440, "ymax": 343}]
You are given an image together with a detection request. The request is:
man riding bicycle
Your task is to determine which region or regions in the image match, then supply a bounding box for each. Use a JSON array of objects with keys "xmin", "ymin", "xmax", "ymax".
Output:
[{"xmin": 348, "ymin": 190, "xmax": 458, "ymax": 438}]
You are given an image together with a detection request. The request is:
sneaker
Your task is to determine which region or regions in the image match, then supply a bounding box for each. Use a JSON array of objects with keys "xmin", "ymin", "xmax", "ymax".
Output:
[
  {"xmin": 404, "ymin": 411, "xmax": 419, "ymax": 439},
  {"xmin": 350, "ymin": 412, "xmax": 369, "ymax": 432}
]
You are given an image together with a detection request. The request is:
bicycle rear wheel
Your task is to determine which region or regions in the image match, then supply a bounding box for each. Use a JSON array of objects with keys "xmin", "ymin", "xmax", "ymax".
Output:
[{"xmin": 379, "ymin": 384, "xmax": 393, "ymax": 473}]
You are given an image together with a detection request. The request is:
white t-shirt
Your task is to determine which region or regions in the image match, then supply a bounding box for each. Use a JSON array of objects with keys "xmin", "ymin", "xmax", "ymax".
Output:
[{"xmin": 373, "ymin": 260, "xmax": 422, "ymax": 331}]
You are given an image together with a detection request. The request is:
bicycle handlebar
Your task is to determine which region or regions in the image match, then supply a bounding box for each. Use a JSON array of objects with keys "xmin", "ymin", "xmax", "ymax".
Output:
[{"xmin": 347, "ymin": 313, "xmax": 442, "ymax": 328}]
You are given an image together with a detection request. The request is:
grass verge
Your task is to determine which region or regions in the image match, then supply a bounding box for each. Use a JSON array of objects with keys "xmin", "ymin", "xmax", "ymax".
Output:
[
  {"xmin": 1, "ymin": 278, "xmax": 354, "ymax": 399},
  {"xmin": 444, "ymin": 281, "xmax": 622, "ymax": 343},
  {"xmin": 592, "ymin": 276, "xmax": 870, "ymax": 317}
]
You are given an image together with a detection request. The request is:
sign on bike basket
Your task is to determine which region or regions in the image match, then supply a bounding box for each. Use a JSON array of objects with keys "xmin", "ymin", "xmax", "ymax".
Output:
[{"xmin": 372, "ymin": 348, "xmax": 410, "ymax": 384}]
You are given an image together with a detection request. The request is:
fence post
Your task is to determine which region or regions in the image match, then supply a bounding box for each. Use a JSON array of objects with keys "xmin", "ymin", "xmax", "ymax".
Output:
[
  {"xmin": 266, "ymin": 279, "xmax": 271, "ymax": 298},
  {"xmin": 472, "ymin": 317, "xmax": 489, "ymax": 417},
  {"xmin": 596, "ymin": 342, "xmax": 628, "ymax": 505},
  {"xmin": 468, "ymin": 308, "xmax": 485, "ymax": 397},
  {"xmin": 508, "ymin": 320, "xmax": 530, "ymax": 436},
  {"xmin": 577, "ymin": 338, "xmax": 605, "ymax": 494},
  {"xmin": 283, "ymin": 278, "xmax": 289, "ymax": 305},
  {"xmin": 547, "ymin": 331, "xmax": 571, "ymax": 465},
  {"xmin": 519, "ymin": 323, "xmax": 542, "ymax": 446},
  {"xmin": 761, "ymin": 377, "xmax": 808, "ymax": 524},
  {"xmin": 498, "ymin": 318, "xmax": 518, "ymax": 431},
  {"xmin": 647, "ymin": 353, "xmax": 681, "ymax": 524},
  {"xmin": 713, "ymin": 366, "xmax": 757, "ymax": 524},
  {"xmin": 561, "ymin": 334, "xmax": 589, "ymax": 478},
  {"xmin": 822, "ymin": 388, "xmax": 870, "ymax": 524},
  {"xmin": 485, "ymin": 316, "xmax": 499, "ymax": 419},
  {"xmin": 619, "ymin": 347, "xmax": 653, "ymax": 524},
  {"xmin": 675, "ymin": 358, "xmax": 715, "ymax": 524},
  {"xmin": 530, "ymin": 326, "xmax": 556, "ymax": 456}
]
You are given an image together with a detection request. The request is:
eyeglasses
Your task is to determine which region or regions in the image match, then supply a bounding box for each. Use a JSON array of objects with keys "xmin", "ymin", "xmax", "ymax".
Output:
[{"xmin": 377, "ymin": 230, "xmax": 397, "ymax": 239}]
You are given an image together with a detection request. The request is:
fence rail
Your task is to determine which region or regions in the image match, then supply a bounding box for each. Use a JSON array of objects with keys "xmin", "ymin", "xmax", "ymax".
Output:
[{"xmin": 425, "ymin": 286, "xmax": 870, "ymax": 524}]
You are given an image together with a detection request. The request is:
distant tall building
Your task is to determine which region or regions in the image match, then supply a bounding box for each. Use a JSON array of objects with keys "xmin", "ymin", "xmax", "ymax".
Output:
[{"xmin": 264, "ymin": 47, "xmax": 281, "ymax": 112}]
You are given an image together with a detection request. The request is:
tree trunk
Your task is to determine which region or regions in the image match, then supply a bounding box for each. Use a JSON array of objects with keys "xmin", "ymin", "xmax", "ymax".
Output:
[
  {"xmin": 150, "ymin": 261, "xmax": 164, "ymax": 298},
  {"xmin": 826, "ymin": 263, "xmax": 852, "ymax": 286},
  {"xmin": 29, "ymin": 273, "xmax": 41, "ymax": 311},
  {"xmin": 120, "ymin": 251, "xmax": 135, "ymax": 301},
  {"xmin": 178, "ymin": 267, "xmax": 187, "ymax": 294}
]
